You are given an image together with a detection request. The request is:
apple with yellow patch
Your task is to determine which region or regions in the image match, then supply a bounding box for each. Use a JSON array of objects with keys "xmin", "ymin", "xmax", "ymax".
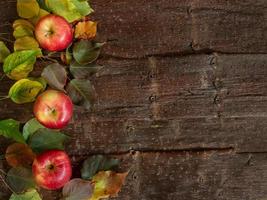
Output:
[
  {"xmin": 33, "ymin": 89, "xmax": 73, "ymax": 129},
  {"xmin": 32, "ymin": 150, "xmax": 72, "ymax": 190}
]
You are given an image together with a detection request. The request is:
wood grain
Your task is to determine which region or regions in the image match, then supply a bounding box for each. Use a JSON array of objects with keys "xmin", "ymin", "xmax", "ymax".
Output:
[
  {"xmin": 191, "ymin": 0, "xmax": 267, "ymax": 53},
  {"xmin": 0, "ymin": 0, "xmax": 267, "ymax": 199}
]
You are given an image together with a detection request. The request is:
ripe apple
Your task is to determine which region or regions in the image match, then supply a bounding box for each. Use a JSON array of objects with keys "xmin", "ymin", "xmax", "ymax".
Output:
[
  {"xmin": 32, "ymin": 150, "xmax": 72, "ymax": 190},
  {"xmin": 33, "ymin": 89, "xmax": 73, "ymax": 129},
  {"xmin": 35, "ymin": 14, "xmax": 73, "ymax": 51}
]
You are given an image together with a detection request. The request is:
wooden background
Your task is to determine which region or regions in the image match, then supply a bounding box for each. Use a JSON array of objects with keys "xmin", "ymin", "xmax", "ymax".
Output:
[{"xmin": 1, "ymin": 0, "xmax": 267, "ymax": 199}]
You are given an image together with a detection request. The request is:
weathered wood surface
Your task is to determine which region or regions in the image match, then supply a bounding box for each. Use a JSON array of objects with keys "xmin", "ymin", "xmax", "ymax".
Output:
[{"xmin": 0, "ymin": 0, "xmax": 267, "ymax": 199}]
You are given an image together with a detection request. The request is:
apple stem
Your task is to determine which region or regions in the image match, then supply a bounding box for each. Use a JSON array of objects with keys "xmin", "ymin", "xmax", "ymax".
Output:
[
  {"xmin": 47, "ymin": 51, "xmax": 62, "ymax": 57},
  {"xmin": 40, "ymin": 55, "xmax": 58, "ymax": 63},
  {"xmin": 0, "ymin": 96, "xmax": 9, "ymax": 101},
  {"xmin": 0, "ymin": 169, "xmax": 16, "ymax": 194}
]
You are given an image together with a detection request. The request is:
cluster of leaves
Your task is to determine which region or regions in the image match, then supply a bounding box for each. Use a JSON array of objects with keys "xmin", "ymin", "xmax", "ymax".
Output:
[
  {"xmin": 0, "ymin": 119, "xmax": 128, "ymax": 200},
  {"xmin": 0, "ymin": 0, "xmax": 129, "ymax": 200},
  {"xmin": 0, "ymin": 0, "xmax": 102, "ymax": 109},
  {"xmin": 0, "ymin": 118, "xmax": 68, "ymax": 199},
  {"xmin": 63, "ymin": 155, "xmax": 128, "ymax": 200}
]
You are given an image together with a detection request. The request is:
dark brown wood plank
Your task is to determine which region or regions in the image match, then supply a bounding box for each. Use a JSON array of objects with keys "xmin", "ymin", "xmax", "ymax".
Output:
[
  {"xmin": 215, "ymin": 54, "xmax": 267, "ymax": 118},
  {"xmin": 2, "ymin": 54, "xmax": 267, "ymax": 153},
  {"xmin": 136, "ymin": 151, "xmax": 267, "ymax": 200},
  {"xmin": 92, "ymin": 0, "xmax": 267, "ymax": 57},
  {"xmin": 91, "ymin": 0, "xmax": 193, "ymax": 58},
  {"xmin": 191, "ymin": 0, "xmax": 267, "ymax": 53},
  {"xmin": 0, "ymin": 1, "xmax": 266, "ymax": 199}
]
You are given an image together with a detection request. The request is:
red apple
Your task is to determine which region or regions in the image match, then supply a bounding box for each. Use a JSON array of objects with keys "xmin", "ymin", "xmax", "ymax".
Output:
[
  {"xmin": 32, "ymin": 150, "xmax": 72, "ymax": 190},
  {"xmin": 35, "ymin": 14, "xmax": 73, "ymax": 51},
  {"xmin": 33, "ymin": 90, "xmax": 73, "ymax": 129}
]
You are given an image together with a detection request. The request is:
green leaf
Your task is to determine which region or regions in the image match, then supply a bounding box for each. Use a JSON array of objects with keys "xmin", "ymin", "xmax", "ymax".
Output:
[
  {"xmin": 41, "ymin": 63, "xmax": 67, "ymax": 91},
  {"xmin": 45, "ymin": 0, "xmax": 93, "ymax": 22},
  {"xmin": 13, "ymin": 25, "xmax": 34, "ymax": 39},
  {"xmin": 14, "ymin": 37, "xmax": 40, "ymax": 52},
  {"xmin": 6, "ymin": 167, "xmax": 35, "ymax": 194},
  {"xmin": 62, "ymin": 178, "xmax": 93, "ymax": 200},
  {"xmin": 70, "ymin": 61, "xmax": 103, "ymax": 79},
  {"xmin": 36, "ymin": 0, "xmax": 50, "ymax": 11},
  {"xmin": 71, "ymin": 0, "xmax": 93, "ymax": 16},
  {"xmin": 17, "ymin": 0, "xmax": 40, "ymax": 19},
  {"xmin": 23, "ymin": 118, "xmax": 45, "ymax": 141},
  {"xmin": 9, "ymin": 79, "xmax": 44, "ymax": 104},
  {"xmin": 0, "ymin": 41, "xmax": 10, "ymax": 63},
  {"xmin": 73, "ymin": 40, "xmax": 104, "ymax": 65},
  {"xmin": 29, "ymin": 8, "xmax": 50, "ymax": 25},
  {"xmin": 29, "ymin": 128, "xmax": 68, "ymax": 153},
  {"xmin": 3, "ymin": 50, "xmax": 39, "ymax": 80},
  {"xmin": 9, "ymin": 189, "xmax": 42, "ymax": 200},
  {"xmin": 0, "ymin": 119, "xmax": 25, "ymax": 143},
  {"xmin": 67, "ymin": 79, "xmax": 95, "ymax": 110},
  {"xmin": 81, "ymin": 155, "xmax": 120, "ymax": 180}
]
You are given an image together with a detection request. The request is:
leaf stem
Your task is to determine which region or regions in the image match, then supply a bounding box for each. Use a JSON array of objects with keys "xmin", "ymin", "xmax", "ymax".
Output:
[
  {"xmin": 0, "ymin": 74, "xmax": 5, "ymax": 81},
  {"xmin": 40, "ymin": 56, "xmax": 58, "ymax": 63},
  {"xmin": 47, "ymin": 51, "xmax": 61, "ymax": 58},
  {"xmin": 0, "ymin": 169, "xmax": 16, "ymax": 194},
  {"xmin": 0, "ymin": 96, "xmax": 9, "ymax": 101}
]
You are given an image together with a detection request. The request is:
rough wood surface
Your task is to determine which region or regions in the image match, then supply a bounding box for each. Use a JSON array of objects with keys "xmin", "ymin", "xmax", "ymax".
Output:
[{"xmin": 0, "ymin": 0, "xmax": 267, "ymax": 199}]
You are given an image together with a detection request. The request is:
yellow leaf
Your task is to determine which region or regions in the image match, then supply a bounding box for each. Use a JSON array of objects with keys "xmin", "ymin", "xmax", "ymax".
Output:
[
  {"xmin": 9, "ymin": 79, "xmax": 44, "ymax": 104},
  {"xmin": 13, "ymin": 19, "xmax": 35, "ymax": 30},
  {"xmin": 14, "ymin": 36, "xmax": 39, "ymax": 51},
  {"xmin": 75, "ymin": 21, "xmax": 97, "ymax": 40},
  {"xmin": 6, "ymin": 143, "xmax": 36, "ymax": 168},
  {"xmin": 90, "ymin": 171, "xmax": 128, "ymax": 200},
  {"xmin": 17, "ymin": 0, "xmax": 40, "ymax": 19},
  {"xmin": 13, "ymin": 25, "xmax": 34, "ymax": 39},
  {"xmin": 0, "ymin": 41, "xmax": 10, "ymax": 63},
  {"xmin": 29, "ymin": 8, "xmax": 50, "ymax": 25}
]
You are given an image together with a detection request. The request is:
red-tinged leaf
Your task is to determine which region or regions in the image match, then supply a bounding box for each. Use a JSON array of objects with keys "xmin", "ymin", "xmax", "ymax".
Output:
[
  {"xmin": 41, "ymin": 63, "xmax": 67, "ymax": 92},
  {"xmin": 90, "ymin": 171, "xmax": 128, "ymax": 200},
  {"xmin": 5, "ymin": 143, "xmax": 36, "ymax": 168},
  {"xmin": 62, "ymin": 178, "xmax": 93, "ymax": 200},
  {"xmin": 75, "ymin": 21, "xmax": 97, "ymax": 40}
]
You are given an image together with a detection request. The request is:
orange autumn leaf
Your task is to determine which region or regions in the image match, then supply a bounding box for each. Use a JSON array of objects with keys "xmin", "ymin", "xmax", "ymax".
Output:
[
  {"xmin": 75, "ymin": 21, "xmax": 97, "ymax": 40},
  {"xmin": 5, "ymin": 143, "xmax": 36, "ymax": 167},
  {"xmin": 90, "ymin": 171, "xmax": 128, "ymax": 200}
]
